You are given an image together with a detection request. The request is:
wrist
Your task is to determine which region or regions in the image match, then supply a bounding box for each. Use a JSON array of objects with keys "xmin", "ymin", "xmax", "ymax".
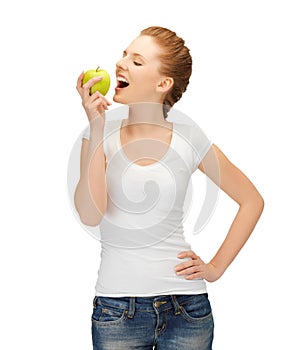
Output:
[
  {"xmin": 90, "ymin": 114, "xmax": 105, "ymax": 126},
  {"xmin": 89, "ymin": 116, "xmax": 105, "ymax": 132},
  {"xmin": 208, "ymin": 261, "xmax": 226, "ymax": 280}
]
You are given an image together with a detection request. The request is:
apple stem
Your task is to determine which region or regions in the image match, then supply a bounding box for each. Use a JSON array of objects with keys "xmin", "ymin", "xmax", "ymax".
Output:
[{"xmin": 96, "ymin": 66, "xmax": 100, "ymax": 71}]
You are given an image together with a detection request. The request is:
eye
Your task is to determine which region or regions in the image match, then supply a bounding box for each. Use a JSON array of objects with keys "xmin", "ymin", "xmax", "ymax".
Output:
[{"xmin": 133, "ymin": 61, "xmax": 142, "ymax": 66}]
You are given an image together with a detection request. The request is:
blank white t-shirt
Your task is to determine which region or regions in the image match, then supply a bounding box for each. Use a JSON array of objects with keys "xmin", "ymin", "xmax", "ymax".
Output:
[{"xmin": 82, "ymin": 117, "xmax": 212, "ymax": 297}]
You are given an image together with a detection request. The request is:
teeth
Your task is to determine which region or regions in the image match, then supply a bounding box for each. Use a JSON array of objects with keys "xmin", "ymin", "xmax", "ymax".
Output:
[{"xmin": 117, "ymin": 76, "xmax": 129, "ymax": 83}]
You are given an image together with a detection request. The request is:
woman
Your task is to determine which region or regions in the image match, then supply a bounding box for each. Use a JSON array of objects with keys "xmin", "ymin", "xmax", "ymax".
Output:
[{"xmin": 74, "ymin": 26, "xmax": 264, "ymax": 350}]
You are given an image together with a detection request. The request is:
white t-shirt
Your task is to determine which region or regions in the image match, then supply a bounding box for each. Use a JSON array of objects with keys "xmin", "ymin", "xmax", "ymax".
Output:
[{"xmin": 82, "ymin": 117, "xmax": 212, "ymax": 297}]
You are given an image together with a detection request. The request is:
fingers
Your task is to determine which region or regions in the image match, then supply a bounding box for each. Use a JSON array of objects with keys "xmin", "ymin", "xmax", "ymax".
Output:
[
  {"xmin": 76, "ymin": 71, "xmax": 85, "ymax": 92},
  {"xmin": 174, "ymin": 258, "xmax": 200, "ymax": 273},
  {"xmin": 92, "ymin": 95, "xmax": 109, "ymax": 114},
  {"xmin": 79, "ymin": 73, "xmax": 111, "ymax": 105},
  {"xmin": 82, "ymin": 76, "xmax": 103, "ymax": 92},
  {"xmin": 87, "ymin": 92, "xmax": 111, "ymax": 113},
  {"xmin": 174, "ymin": 250, "xmax": 204, "ymax": 280},
  {"xmin": 176, "ymin": 264, "xmax": 198, "ymax": 275},
  {"xmin": 185, "ymin": 272, "xmax": 204, "ymax": 280},
  {"xmin": 90, "ymin": 91, "xmax": 112, "ymax": 106},
  {"xmin": 77, "ymin": 73, "xmax": 109, "ymax": 100},
  {"xmin": 177, "ymin": 250, "xmax": 198, "ymax": 259},
  {"xmin": 76, "ymin": 71, "xmax": 112, "ymax": 122},
  {"xmin": 175, "ymin": 260, "xmax": 204, "ymax": 280},
  {"xmin": 174, "ymin": 250, "xmax": 221, "ymax": 282},
  {"xmin": 79, "ymin": 76, "xmax": 103, "ymax": 100}
]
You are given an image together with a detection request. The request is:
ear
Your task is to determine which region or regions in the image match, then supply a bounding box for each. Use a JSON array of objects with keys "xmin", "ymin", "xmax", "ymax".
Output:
[{"xmin": 156, "ymin": 77, "xmax": 174, "ymax": 93}]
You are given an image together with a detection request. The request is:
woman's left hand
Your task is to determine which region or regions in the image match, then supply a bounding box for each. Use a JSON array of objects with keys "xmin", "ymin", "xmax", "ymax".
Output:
[{"xmin": 174, "ymin": 250, "xmax": 223, "ymax": 283}]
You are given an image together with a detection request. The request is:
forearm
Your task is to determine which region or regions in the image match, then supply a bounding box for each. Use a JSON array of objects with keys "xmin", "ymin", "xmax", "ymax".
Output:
[
  {"xmin": 74, "ymin": 121, "xmax": 107, "ymax": 226},
  {"xmin": 210, "ymin": 189, "xmax": 264, "ymax": 276}
]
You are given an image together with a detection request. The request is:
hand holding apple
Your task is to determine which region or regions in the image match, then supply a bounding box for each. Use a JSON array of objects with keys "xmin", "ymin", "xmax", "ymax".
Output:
[
  {"xmin": 82, "ymin": 67, "xmax": 110, "ymax": 96},
  {"xmin": 77, "ymin": 70, "xmax": 112, "ymax": 123}
]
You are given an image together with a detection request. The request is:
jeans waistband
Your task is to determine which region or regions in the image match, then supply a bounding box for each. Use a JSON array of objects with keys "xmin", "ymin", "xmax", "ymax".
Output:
[{"xmin": 93, "ymin": 294, "xmax": 207, "ymax": 319}]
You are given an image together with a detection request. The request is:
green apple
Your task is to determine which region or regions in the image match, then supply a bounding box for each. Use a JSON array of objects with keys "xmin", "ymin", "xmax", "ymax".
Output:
[{"xmin": 82, "ymin": 67, "xmax": 110, "ymax": 95}]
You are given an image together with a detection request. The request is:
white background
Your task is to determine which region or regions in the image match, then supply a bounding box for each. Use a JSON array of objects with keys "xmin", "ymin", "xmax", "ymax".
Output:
[{"xmin": 0, "ymin": 0, "xmax": 286, "ymax": 349}]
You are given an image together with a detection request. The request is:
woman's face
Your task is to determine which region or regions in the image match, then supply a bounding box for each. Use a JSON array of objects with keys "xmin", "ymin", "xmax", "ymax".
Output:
[{"xmin": 113, "ymin": 35, "xmax": 168, "ymax": 105}]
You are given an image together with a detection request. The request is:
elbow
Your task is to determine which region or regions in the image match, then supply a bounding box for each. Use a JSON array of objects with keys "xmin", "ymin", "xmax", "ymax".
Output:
[
  {"xmin": 76, "ymin": 205, "xmax": 106, "ymax": 227},
  {"xmin": 239, "ymin": 188, "xmax": 264, "ymax": 218},
  {"xmin": 74, "ymin": 198, "xmax": 107, "ymax": 227},
  {"xmin": 250, "ymin": 189, "xmax": 264, "ymax": 217},
  {"xmin": 78, "ymin": 213, "xmax": 103, "ymax": 227},
  {"xmin": 257, "ymin": 192, "xmax": 264, "ymax": 215}
]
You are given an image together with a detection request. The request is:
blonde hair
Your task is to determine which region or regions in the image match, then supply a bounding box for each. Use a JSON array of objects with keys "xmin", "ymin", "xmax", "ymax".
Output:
[{"xmin": 140, "ymin": 26, "xmax": 192, "ymax": 118}]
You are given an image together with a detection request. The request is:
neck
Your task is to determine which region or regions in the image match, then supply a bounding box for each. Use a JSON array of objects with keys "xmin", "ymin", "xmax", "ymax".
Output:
[{"xmin": 125, "ymin": 102, "xmax": 167, "ymax": 135}]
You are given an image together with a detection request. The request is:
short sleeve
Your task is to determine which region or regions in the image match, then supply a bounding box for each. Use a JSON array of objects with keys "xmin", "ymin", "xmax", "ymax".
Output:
[
  {"xmin": 188, "ymin": 119, "xmax": 212, "ymax": 169},
  {"xmin": 191, "ymin": 122, "xmax": 212, "ymax": 166}
]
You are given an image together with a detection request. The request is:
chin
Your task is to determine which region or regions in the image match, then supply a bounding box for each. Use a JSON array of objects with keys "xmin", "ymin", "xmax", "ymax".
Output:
[
  {"xmin": 113, "ymin": 93, "xmax": 133, "ymax": 105},
  {"xmin": 113, "ymin": 91, "xmax": 158, "ymax": 107},
  {"xmin": 112, "ymin": 94, "xmax": 122, "ymax": 103}
]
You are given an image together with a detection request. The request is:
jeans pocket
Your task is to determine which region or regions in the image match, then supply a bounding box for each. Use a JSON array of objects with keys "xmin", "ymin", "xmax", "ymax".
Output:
[
  {"xmin": 179, "ymin": 294, "xmax": 213, "ymax": 323},
  {"xmin": 91, "ymin": 297, "xmax": 128, "ymax": 325}
]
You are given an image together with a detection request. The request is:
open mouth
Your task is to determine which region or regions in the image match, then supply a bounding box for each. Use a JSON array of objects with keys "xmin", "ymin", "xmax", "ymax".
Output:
[{"xmin": 117, "ymin": 76, "xmax": 130, "ymax": 89}]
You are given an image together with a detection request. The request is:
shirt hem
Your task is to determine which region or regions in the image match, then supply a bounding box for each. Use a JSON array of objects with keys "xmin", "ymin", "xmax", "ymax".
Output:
[{"xmin": 94, "ymin": 288, "xmax": 207, "ymax": 298}]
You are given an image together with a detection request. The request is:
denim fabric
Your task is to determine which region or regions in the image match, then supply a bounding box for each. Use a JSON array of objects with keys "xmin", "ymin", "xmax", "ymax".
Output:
[{"xmin": 91, "ymin": 293, "xmax": 214, "ymax": 349}]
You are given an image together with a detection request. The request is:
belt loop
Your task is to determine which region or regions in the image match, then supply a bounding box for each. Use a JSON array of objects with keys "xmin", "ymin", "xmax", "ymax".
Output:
[
  {"xmin": 127, "ymin": 297, "xmax": 136, "ymax": 318},
  {"xmin": 170, "ymin": 295, "xmax": 182, "ymax": 315},
  {"xmin": 93, "ymin": 296, "xmax": 98, "ymax": 308}
]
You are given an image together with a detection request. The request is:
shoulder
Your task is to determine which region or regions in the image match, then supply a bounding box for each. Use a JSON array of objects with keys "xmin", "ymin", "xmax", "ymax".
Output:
[
  {"xmin": 173, "ymin": 119, "xmax": 212, "ymax": 170},
  {"xmin": 174, "ymin": 119, "xmax": 211, "ymax": 148}
]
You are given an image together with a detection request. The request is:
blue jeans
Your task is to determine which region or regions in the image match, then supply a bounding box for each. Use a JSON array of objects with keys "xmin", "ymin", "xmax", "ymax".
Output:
[{"xmin": 91, "ymin": 293, "xmax": 214, "ymax": 349}]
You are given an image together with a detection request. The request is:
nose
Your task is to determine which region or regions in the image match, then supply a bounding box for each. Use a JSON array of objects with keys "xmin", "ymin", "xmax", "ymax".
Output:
[{"xmin": 116, "ymin": 56, "xmax": 128, "ymax": 71}]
